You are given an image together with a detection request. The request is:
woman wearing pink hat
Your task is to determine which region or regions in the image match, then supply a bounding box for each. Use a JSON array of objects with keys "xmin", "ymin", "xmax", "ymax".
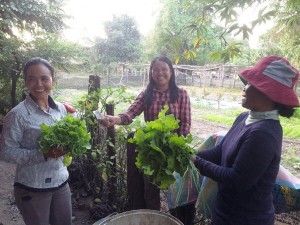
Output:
[{"xmin": 192, "ymin": 56, "xmax": 299, "ymax": 225}]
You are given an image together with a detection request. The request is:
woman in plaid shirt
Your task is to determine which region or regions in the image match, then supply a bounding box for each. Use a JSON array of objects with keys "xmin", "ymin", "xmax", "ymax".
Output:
[{"xmin": 102, "ymin": 55, "xmax": 193, "ymax": 224}]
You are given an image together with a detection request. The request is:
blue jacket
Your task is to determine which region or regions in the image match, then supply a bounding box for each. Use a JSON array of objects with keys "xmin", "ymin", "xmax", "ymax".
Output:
[{"xmin": 195, "ymin": 112, "xmax": 282, "ymax": 225}]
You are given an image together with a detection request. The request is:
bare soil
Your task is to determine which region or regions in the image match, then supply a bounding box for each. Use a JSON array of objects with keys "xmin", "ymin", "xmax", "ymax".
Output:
[
  {"xmin": 0, "ymin": 161, "xmax": 24, "ymax": 225},
  {"xmin": 1, "ymin": 117, "xmax": 300, "ymax": 225}
]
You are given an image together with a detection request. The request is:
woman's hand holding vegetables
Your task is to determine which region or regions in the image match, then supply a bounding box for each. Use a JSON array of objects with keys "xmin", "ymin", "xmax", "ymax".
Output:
[
  {"xmin": 43, "ymin": 148, "xmax": 68, "ymax": 159},
  {"xmin": 190, "ymin": 155, "xmax": 197, "ymax": 163}
]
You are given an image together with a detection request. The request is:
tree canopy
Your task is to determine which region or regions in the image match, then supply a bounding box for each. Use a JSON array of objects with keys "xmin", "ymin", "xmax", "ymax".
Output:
[
  {"xmin": 152, "ymin": 0, "xmax": 300, "ymax": 64},
  {"xmin": 0, "ymin": 0, "xmax": 66, "ymax": 37},
  {"xmin": 145, "ymin": 0, "xmax": 228, "ymax": 64},
  {"xmin": 0, "ymin": 0, "xmax": 82, "ymax": 114},
  {"xmin": 94, "ymin": 15, "xmax": 142, "ymax": 66},
  {"xmin": 1, "ymin": 0, "xmax": 300, "ymax": 115}
]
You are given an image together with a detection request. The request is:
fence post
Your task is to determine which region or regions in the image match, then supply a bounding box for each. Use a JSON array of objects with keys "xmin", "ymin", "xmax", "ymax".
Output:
[
  {"xmin": 191, "ymin": 74, "xmax": 194, "ymax": 86},
  {"xmin": 221, "ymin": 66, "xmax": 225, "ymax": 87},
  {"xmin": 87, "ymin": 75, "xmax": 101, "ymax": 146},
  {"xmin": 106, "ymin": 104, "xmax": 116, "ymax": 203},
  {"xmin": 120, "ymin": 64, "xmax": 125, "ymax": 85},
  {"xmin": 88, "ymin": 75, "xmax": 100, "ymax": 93},
  {"xmin": 209, "ymin": 72, "xmax": 213, "ymax": 87},
  {"xmin": 143, "ymin": 69, "xmax": 148, "ymax": 88},
  {"xmin": 185, "ymin": 69, "xmax": 187, "ymax": 85},
  {"xmin": 106, "ymin": 69, "xmax": 109, "ymax": 87},
  {"xmin": 199, "ymin": 72, "xmax": 202, "ymax": 87}
]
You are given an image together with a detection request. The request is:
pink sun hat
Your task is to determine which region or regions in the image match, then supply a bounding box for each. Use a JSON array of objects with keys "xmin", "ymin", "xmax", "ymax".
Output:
[{"xmin": 239, "ymin": 56, "xmax": 300, "ymax": 107}]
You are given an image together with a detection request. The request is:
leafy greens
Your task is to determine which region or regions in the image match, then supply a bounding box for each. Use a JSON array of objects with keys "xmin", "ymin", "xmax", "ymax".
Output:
[
  {"xmin": 128, "ymin": 105, "xmax": 195, "ymax": 190},
  {"xmin": 39, "ymin": 114, "xmax": 91, "ymax": 166}
]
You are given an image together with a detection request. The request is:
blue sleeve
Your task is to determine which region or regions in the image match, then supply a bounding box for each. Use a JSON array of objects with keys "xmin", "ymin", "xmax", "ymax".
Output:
[
  {"xmin": 196, "ymin": 144, "xmax": 222, "ymax": 165},
  {"xmin": 194, "ymin": 130, "xmax": 279, "ymax": 192}
]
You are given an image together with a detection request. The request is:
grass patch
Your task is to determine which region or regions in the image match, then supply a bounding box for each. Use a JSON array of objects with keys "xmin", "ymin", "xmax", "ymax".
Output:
[
  {"xmin": 199, "ymin": 110, "xmax": 300, "ymax": 139},
  {"xmin": 282, "ymin": 147, "xmax": 300, "ymax": 173},
  {"xmin": 281, "ymin": 118, "xmax": 300, "ymax": 139},
  {"xmin": 53, "ymin": 89, "xmax": 87, "ymax": 104},
  {"xmin": 54, "ymin": 87, "xmax": 136, "ymax": 115},
  {"xmin": 198, "ymin": 108, "xmax": 244, "ymax": 126},
  {"xmin": 202, "ymin": 114, "xmax": 237, "ymax": 126}
]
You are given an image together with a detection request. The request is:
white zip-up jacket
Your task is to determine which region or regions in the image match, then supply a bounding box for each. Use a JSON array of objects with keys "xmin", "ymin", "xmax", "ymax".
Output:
[{"xmin": 0, "ymin": 95, "xmax": 69, "ymax": 189}]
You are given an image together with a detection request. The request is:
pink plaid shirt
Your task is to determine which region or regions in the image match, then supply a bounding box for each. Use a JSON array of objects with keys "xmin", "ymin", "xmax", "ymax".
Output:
[{"xmin": 119, "ymin": 88, "xmax": 191, "ymax": 136}]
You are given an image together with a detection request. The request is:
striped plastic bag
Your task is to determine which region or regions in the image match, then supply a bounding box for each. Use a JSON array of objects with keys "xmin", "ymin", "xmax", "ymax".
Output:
[{"xmin": 167, "ymin": 163, "xmax": 201, "ymax": 209}]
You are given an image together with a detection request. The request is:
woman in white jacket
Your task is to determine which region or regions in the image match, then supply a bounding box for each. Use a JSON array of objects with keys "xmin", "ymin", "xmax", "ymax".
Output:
[{"xmin": 0, "ymin": 57, "xmax": 72, "ymax": 225}]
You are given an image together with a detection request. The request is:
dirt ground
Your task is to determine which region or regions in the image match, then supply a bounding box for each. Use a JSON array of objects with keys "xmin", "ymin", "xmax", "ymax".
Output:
[
  {"xmin": 0, "ymin": 161, "xmax": 24, "ymax": 225},
  {"xmin": 1, "ymin": 119, "xmax": 300, "ymax": 225}
]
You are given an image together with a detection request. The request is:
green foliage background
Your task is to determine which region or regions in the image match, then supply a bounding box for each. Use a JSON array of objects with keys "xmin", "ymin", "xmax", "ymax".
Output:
[{"xmin": 1, "ymin": 0, "xmax": 300, "ymax": 120}]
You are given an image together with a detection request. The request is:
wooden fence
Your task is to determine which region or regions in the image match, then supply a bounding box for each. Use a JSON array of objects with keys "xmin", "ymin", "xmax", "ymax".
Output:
[
  {"xmin": 57, "ymin": 63, "xmax": 300, "ymax": 95},
  {"xmin": 92, "ymin": 63, "xmax": 247, "ymax": 89}
]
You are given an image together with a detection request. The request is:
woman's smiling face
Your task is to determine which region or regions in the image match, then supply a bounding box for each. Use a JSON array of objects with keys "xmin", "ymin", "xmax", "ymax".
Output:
[
  {"xmin": 25, "ymin": 64, "xmax": 54, "ymax": 101},
  {"xmin": 151, "ymin": 60, "xmax": 171, "ymax": 92}
]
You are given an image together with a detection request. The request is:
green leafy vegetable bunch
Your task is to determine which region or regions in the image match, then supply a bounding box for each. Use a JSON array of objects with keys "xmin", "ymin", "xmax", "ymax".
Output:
[
  {"xmin": 128, "ymin": 105, "xmax": 195, "ymax": 190},
  {"xmin": 39, "ymin": 114, "xmax": 91, "ymax": 166}
]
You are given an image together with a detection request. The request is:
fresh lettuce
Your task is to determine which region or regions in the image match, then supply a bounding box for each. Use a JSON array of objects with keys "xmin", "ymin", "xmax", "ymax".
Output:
[
  {"xmin": 128, "ymin": 105, "xmax": 194, "ymax": 189},
  {"xmin": 39, "ymin": 114, "xmax": 91, "ymax": 166}
]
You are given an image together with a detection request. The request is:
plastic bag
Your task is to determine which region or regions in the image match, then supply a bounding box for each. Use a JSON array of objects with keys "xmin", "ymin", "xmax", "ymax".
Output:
[
  {"xmin": 167, "ymin": 164, "xmax": 201, "ymax": 209},
  {"xmin": 195, "ymin": 131, "xmax": 226, "ymax": 218},
  {"xmin": 195, "ymin": 131, "xmax": 300, "ymax": 218},
  {"xmin": 273, "ymin": 165, "xmax": 300, "ymax": 213},
  {"xmin": 167, "ymin": 131, "xmax": 226, "ymax": 210}
]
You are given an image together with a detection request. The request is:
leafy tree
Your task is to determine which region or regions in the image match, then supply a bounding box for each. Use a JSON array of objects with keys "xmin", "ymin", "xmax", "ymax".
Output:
[
  {"xmin": 94, "ymin": 15, "xmax": 141, "ymax": 65},
  {"xmin": 0, "ymin": 0, "xmax": 66, "ymax": 37},
  {"xmin": 0, "ymin": 34, "xmax": 83, "ymax": 114},
  {"xmin": 0, "ymin": 36, "xmax": 24, "ymax": 112},
  {"xmin": 148, "ymin": 0, "xmax": 232, "ymax": 64},
  {"xmin": 259, "ymin": 0, "xmax": 300, "ymax": 68},
  {"xmin": 25, "ymin": 34, "xmax": 84, "ymax": 72},
  {"xmin": 259, "ymin": 25, "xmax": 300, "ymax": 68},
  {"xmin": 0, "ymin": 0, "xmax": 83, "ymax": 116},
  {"xmin": 158, "ymin": 0, "xmax": 300, "ymax": 63},
  {"xmin": 235, "ymin": 0, "xmax": 300, "ymax": 68}
]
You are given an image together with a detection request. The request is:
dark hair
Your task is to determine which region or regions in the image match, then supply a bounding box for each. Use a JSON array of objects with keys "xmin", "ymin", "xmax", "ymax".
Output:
[
  {"xmin": 144, "ymin": 56, "xmax": 179, "ymax": 106},
  {"xmin": 275, "ymin": 103, "xmax": 295, "ymax": 118},
  {"xmin": 23, "ymin": 57, "xmax": 55, "ymax": 79}
]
